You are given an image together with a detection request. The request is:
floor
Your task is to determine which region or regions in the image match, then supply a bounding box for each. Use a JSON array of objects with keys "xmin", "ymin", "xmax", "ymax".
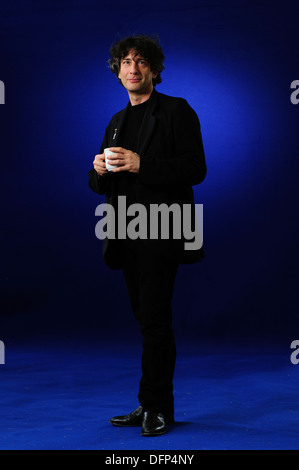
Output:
[{"xmin": 0, "ymin": 333, "xmax": 298, "ymax": 450}]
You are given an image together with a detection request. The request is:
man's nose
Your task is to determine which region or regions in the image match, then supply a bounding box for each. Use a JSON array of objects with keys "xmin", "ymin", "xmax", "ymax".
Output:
[{"xmin": 130, "ymin": 61, "xmax": 139, "ymax": 74}]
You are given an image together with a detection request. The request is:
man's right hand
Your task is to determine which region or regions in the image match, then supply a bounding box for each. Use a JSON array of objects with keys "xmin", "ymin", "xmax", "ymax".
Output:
[{"xmin": 93, "ymin": 153, "xmax": 108, "ymax": 176}]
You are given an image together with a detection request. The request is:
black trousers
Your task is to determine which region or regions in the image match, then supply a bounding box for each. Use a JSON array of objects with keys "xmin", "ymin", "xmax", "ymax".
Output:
[{"xmin": 122, "ymin": 242, "xmax": 178, "ymax": 417}]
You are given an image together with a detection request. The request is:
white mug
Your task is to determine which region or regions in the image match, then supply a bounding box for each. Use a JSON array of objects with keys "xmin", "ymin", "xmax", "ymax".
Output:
[{"xmin": 104, "ymin": 148, "xmax": 118, "ymax": 171}]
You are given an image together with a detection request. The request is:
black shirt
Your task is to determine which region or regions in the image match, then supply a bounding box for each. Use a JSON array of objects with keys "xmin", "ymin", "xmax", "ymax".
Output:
[
  {"xmin": 117, "ymin": 99, "xmax": 150, "ymax": 261},
  {"xmin": 119, "ymin": 99, "xmax": 149, "ymax": 152},
  {"xmin": 115, "ymin": 98, "xmax": 150, "ymax": 202}
]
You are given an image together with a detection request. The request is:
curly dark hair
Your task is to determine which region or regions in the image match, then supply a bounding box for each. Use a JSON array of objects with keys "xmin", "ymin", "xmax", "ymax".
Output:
[{"xmin": 108, "ymin": 35, "xmax": 165, "ymax": 86}]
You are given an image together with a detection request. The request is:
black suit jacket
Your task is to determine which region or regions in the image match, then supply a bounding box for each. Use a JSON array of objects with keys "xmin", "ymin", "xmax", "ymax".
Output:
[{"xmin": 89, "ymin": 89, "xmax": 207, "ymax": 269}]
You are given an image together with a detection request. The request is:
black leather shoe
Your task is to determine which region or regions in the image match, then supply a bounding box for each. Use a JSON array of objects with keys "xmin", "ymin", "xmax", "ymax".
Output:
[
  {"xmin": 141, "ymin": 411, "xmax": 167, "ymax": 436},
  {"xmin": 109, "ymin": 405, "xmax": 144, "ymax": 427}
]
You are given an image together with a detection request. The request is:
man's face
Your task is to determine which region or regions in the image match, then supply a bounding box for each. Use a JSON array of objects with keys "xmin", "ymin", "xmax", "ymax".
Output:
[{"xmin": 118, "ymin": 49, "xmax": 157, "ymax": 95}]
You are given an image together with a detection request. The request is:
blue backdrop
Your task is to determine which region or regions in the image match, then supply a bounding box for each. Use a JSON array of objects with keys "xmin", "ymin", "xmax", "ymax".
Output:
[{"xmin": 1, "ymin": 0, "xmax": 299, "ymax": 344}]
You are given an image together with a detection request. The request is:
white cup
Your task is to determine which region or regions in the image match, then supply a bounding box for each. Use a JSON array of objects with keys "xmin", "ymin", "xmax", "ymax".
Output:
[{"xmin": 104, "ymin": 148, "xmax": 118, "ymax": 171}]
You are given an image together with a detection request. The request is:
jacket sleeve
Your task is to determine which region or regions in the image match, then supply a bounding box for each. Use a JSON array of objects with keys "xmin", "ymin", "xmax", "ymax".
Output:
[
  {"xmin": 138, "ymin": 99, "xmax": 207, "ymax": 187},
  {"xmin": 88, "ymin": 123, "xmax": 114, "ymax": 195}
]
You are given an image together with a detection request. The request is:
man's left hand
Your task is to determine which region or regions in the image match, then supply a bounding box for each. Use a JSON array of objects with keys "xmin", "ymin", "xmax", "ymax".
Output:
[{"xmin": 107, "ymin": 147, "xmax": 140, "ymax": 174}]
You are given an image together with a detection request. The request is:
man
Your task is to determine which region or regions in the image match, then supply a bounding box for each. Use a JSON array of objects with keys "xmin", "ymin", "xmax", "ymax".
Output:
[{"xmin": 89, "ymin": 35, "xmax": 206, "ymax": 436}]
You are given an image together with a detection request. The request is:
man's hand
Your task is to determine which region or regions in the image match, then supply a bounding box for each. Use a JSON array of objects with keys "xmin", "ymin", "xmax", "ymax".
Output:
[
  {"xmin": 107, "ymin": 147, "xmax": 140, "ymax": 174},
  {"xmin": 93, "ymin": 153, "xmax": 108, "ymax": 176}
]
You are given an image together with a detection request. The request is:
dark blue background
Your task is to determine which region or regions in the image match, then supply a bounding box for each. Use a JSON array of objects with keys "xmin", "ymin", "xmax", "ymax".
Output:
[{"xmin": 1, "ymin": 0, "xmax": 299, "ymax": 344}]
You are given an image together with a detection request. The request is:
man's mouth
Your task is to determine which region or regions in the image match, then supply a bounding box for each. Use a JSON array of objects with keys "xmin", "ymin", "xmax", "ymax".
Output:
[{"xmin": 128, "ymin": 78, "xmax": 141, "ymax": 82}]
